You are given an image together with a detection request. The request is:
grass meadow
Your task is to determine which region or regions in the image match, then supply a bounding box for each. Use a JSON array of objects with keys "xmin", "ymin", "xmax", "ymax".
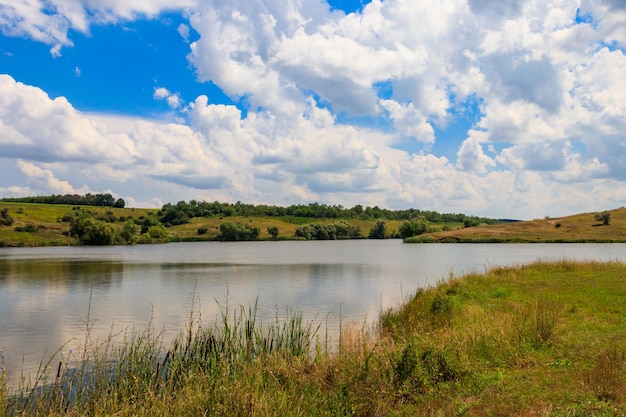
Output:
[{"xmin": 1, "ymin": 260, "xmax": 624, "ymax": 416}]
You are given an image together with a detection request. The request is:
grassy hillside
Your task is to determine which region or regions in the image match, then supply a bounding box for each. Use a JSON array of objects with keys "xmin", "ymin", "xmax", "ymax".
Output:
[
  {"xmin": 2, "ymin": 202, "xmax": 625, "ymax": 246},
  {"xmin": 0, "ymin": 202, "xmax": 409, "ymax": 246},
  {"xmin": 4, "ymin": 261, "xmax": 625, "ymax": 415},
  {"xmin": 0, "ymin": 203, "xmax": 157, "ymax": 247},
  {"xmin": 407, "ymin": 207, "xmax": 626, "ymax": 243}
]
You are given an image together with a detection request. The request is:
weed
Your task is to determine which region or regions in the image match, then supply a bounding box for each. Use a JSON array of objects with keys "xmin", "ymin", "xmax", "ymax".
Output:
[{"xmin": 585, "ymin": 348, "xmax": 626, "ymax": 403}]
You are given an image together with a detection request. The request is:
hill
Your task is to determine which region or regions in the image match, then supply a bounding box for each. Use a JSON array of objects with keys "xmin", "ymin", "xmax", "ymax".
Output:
[
  {"xmin": 0, "ymin": 201, "xmax": 415, "ymax": 247},
  {"xmin": 406, "ymin": 208, "xmax": 626, "ymax": 243}
]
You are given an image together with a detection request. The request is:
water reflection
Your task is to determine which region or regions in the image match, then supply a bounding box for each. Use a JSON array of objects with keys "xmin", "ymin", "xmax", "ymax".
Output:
[{"xmin": 1, "ymin": 241, "xmax": 625, "ymax": 384}]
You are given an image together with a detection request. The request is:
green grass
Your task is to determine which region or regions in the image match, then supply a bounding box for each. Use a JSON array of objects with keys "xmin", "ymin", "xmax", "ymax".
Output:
[{"xmin": 2, "ymin": 260, "xmax": 625, "ymax": 416}]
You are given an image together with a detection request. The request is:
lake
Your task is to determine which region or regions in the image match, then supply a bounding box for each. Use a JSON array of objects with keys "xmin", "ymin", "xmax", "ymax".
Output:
[{"xmin": 1, "ymin": 240, "xmax": 625, "ymax": 383}]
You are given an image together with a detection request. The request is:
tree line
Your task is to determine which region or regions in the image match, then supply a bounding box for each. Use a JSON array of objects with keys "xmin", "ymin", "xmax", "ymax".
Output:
[
  {"xmin": 156, "ymin": 200, "xmax": 499, "ymax": 227},
  {"xmin": 2, "ymin": 193, "xmax": 125, "ymax": 208}
]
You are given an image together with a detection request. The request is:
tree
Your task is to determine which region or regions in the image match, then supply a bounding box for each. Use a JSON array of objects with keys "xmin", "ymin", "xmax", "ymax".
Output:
[
  {"xmin": 267, "ymin": 226, "xmax": 279, "ymax": 239},
  {"xmin": 72, "ymin": 216, "xmax": 114, "ymax": 245},
  {"xmin": 368, "ymin": 220, "xmax": 387, "ymax": 239},
  {"xmin": 0, "ymin": 207, "xmax": 13, "ymax": 226},
  {"xmin": 219, "ymin": 222, "xmax": 260, "ymax": 241},
  {"xmin": 399, "ymin": 219, "xmax": 429, "ymax": 239},
  {"xmin": 145, "ymin": 224, "xmax": 167, "ymax": 239},
  {"xmin": 120, "ymin": 220, "xmax": 139, "ymax": 244},
  {"xmin": 114, "ymin": 198, "xmax": 126, "ymax": 208},
  {"xmin": 595, "ymin": 211, "xmax": 611, "ymax": 225}
]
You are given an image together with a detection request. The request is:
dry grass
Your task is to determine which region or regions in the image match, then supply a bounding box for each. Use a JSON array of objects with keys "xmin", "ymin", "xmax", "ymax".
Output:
[{"xmin": 410, "ymin": 207, "xmax": 626, "ymax": 242}]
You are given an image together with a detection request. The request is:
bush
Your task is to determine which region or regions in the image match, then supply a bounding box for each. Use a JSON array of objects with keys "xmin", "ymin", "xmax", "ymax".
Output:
[
  {"xmin": 594, "ymin": 211, "xmax": 611, "ymax": 225},
  {"xmin": 368, "ymin": 220, "xmax": 386, "ymax": 239},
  {"xmin": 219, "ymin": 222, "xmax": 260, "ymax": 241},
  {"xmin": 197, "ymin": 227, "xmax": 208, "ymax": 235},
  {"xmin": 14, "ymin": 223, "xmax": 38, "ymax": 233},
  {"xmin": 267, "ymin": 226, "xmax": 279, "ymax": 239},
  {"xmin": 0, "ymin": 207, "xmax": 13, "ymax": 226}
]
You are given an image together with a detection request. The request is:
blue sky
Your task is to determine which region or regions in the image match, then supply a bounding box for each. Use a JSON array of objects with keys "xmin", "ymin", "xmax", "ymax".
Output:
[{"xmin": 0, "ymin": 0, "xmax": 625, "ymax": 219}]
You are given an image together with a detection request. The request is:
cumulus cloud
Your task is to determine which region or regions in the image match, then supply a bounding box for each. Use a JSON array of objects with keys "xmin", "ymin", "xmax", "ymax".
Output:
[
  {"xmin": 1, "ymin": 0, "xmax": 626, "ymax": 218},
  {"xmin": 0, "ymin": 0, "xmax": 200, "ymax": 46},
  {"xmin": 153, "ymin": 86, "xmax": 182, "ymax": 108},
  {"xmin": 17, "ymin": 160, "xmax": 88, "ymax": 195},
  {"xmin": 456, "ymin": 138, "xmax": 496, "ymax": 174}
]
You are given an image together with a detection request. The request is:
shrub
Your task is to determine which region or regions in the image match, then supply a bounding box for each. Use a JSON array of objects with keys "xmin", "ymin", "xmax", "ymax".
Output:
[
  {"xmin": 219, "ymin": 222, "xmax": 259, "ymax": 241},
  {"xmin": 594, "ymin": 211, "xmax": 611, "ymax": 225},
  {"xmin": 0, "ymin": 207, "xmax": 13, "ymax": 226},
  {"xmin": 267, "ymin": 226, "xmax": 279, "ymax": 239},
  {"xmin": 197, "ymin": 227, "xmax": 208, "ymax": 235},
  {"xmin": 14, "ymin": 223, "xmax": 38, "ymax": 233}
]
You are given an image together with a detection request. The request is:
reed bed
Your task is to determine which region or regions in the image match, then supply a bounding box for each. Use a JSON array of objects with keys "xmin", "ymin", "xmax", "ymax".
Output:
[{"xmin": 1, "ymin": 298, "xmax": 319, "ymax": 416}]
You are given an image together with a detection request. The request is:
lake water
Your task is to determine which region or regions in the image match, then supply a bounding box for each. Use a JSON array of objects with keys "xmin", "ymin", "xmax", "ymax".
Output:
[{"xmin": 1, "ymin": 240, "xmax": 625, "ymax": 382}]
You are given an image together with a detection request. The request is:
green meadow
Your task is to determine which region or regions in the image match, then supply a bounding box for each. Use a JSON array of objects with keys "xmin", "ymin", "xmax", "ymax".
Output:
[{"xmin": 2, "ymin": 260, "xmax": 624, "ymax": 416}]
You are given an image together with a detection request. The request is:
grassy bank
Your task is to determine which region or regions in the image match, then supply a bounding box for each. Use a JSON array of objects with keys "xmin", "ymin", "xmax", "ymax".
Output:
[
  {"xmin": 406, "ymin": 207, "xmax": 626, "ymax": 243},
  {"xmin": 2, "ymin": 261, "xmax": 624, "ymax": 416}
]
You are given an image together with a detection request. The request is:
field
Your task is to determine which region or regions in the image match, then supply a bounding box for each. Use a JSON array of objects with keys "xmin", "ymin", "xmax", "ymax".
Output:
[
  {"xmin": 407, "ymin": 207, "xmax": 626, "ymax": 243},
  {"xmin": 2, "ymin": 260, "xmax": 624, "ymax": 416}
]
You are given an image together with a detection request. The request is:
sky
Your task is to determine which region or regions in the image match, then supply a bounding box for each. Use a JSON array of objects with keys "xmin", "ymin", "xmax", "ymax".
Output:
[{"xmin": 0, "ymin": 0, "xmax": 625, "ymax": 219}]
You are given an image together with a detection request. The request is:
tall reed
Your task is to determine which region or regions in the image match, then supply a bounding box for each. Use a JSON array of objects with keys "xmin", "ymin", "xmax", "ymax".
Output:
[{"xmin": 3, "ymin": 296, "xmax": 319, "ymax": 416}]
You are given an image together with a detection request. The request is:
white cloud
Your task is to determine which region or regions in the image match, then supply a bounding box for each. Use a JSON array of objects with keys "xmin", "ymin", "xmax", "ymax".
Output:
[
  {"xmin": 177, "ymin": 23, "xmax": 189, "ymax": 41},
  {"xmin": 1, "ymin": 1, "xmax": 626, "ymax": 218},
  {"xmin": 17, "ymin": 160, "xmax": 89, "ymax": 195},
  {"xmin": 153, "ymin": 86, "xmax": 182, "ymax": 109},
  {"xmin": 456, "ymin": 137, "xmax": 496, "ymax": 174},
  {"xmin": 50, "ymin": 44, "xmax": 63, "ymax": 57}
]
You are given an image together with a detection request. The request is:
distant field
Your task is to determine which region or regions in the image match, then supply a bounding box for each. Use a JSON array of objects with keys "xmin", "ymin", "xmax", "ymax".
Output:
[
  {"xmin": 2, "ymin": 202, "xmax": 624, "ymax": 246},
  {"xmin": 0, "ymin": 202, "xmax": 411, "ymax": 246},
  {"xmin": 407, "ymin": 207, "xmax": 626, "ymax": 243}
]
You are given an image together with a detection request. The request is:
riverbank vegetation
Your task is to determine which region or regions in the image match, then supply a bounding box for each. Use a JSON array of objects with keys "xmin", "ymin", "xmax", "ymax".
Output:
[
  {"xmin": 1, "ymin": 196, "xmax": 625, "ymax": 246},
  {"xmin": 1, "ymin": 260, "xmax": 624, "ymax": 416},
  {"xmin": 0, "ymin": 197, "xmax": 493, "ymax": 247}
]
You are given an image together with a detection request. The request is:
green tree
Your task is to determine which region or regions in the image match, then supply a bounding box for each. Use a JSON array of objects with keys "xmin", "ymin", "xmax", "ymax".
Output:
[
  {"xmin": 0, "ymin": 207, "xmax": 13, "ymax": 226},
  {"xmin": 140, "ymin": 215, "xmax": 162, "ymax": 234},
  {"xmin": 399, "ymin": 219, "xmax": 429, "ymax": 239},
  {"xmin": 267, "ymin": 226, "xmax": 279, "ymax": 239},
  {"xmin": 120, "ymin": 220, "xmax": 139, "ymax": 244},
  {"xmin": 368, "ymin": 220, "xmax": 387, "ymax": 239},
  {"xmin": 219, "ymin": 222, "xmax": 260, "ymax": 241},
  {"xmin": 72, "ymin": 216, "xmax": 115, "ymax": 245},
  {"xmin": 145, "ymin": 224, "xmax": 167, "ymax": 240},
  {"xmin": 595, "ymin": 211, "xmax": 611, "ymax": 225},
  {"xmin": 463, "ymin": 217, "xmax": 480, "ymax": 228},
  {"xmin": 114, "ymin": 198, "xmax": 126, "ymax": 208}
]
